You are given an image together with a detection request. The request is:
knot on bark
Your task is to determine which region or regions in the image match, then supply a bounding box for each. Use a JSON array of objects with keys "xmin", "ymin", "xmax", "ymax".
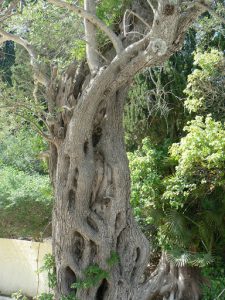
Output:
[
  {"xmin": 149, "ymin": 38, "xmax": 167, "ymax": 57},
  {"xmin": 164, "ymin": 4, "xmax": 175, "ymax": 16}
]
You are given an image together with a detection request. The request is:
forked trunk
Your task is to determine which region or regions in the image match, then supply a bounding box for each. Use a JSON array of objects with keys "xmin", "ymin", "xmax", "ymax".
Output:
[{"xmin": 50, "ymin": 85, "xmax": 149, "ymax": 300}]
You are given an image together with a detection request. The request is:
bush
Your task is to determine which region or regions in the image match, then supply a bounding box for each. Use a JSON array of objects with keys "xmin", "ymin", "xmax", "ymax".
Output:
[
  {"xmin": 129, "ymin": 119, "xmax": 225, "ymax": 266},
  {"xmin": 0, "ymin": 126, "xmax": 48, "ymax": 174},
  {"xmin": 184, "ymin": 49, "xmax": 225, "ymax": 120},
  {"xmin": 128, "ymin": 138, "xmax": 170, "ymax": 250},
  {"xmin": 202, "ymin": 260, "xmax": 225, "ymax": 300},
  {"xmin": 0, "ymin": 166, "xmax": 52, "ymax": 238}
]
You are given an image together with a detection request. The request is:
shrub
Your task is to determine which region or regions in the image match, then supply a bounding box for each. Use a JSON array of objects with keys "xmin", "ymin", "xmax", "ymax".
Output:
[{"xmin": 0, "ymin": 166, "xmax": 52, "ymax": 238}]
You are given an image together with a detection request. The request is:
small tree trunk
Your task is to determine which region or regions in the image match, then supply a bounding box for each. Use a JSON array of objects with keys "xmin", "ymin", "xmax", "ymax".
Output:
[
  {"xmin": 51, "ymin": 84, "xmax": 149, "ymax": 300},
  {"xmin": 140, "ymin": 252, "xmax": 202, "ymax": 300}
]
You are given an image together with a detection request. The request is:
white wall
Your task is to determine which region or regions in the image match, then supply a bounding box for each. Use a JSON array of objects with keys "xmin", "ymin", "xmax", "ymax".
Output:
[{"xmin": 0, "ymin": 238, "xmax": 52, "ymax": 298}]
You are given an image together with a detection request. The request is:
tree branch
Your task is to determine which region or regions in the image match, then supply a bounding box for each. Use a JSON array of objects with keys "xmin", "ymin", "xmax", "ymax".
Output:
[
  {"xmin": 84, "ymin": 0, "xmax": 99, "ymax": 73},
  {"xmin": 197, "ymin": 2, "xmax": 225, "ymax": 25},
  {"xmin": 0, "ymin": 28, "xmax": 49, "ymax": 87},
  {"xmin": 175, "ymin": 3, "xmax": 207, "ymax": 46},
  {"xmin": 48, "ymin": 0, "xmax": 123, "ymax": 55},
  {"xmin": 123, "ymin": 9, "xmax": 151, "ymax": 37},
  {"xmin": 146, "ymin": 0, "xmax": 157, "ymax": 13}
]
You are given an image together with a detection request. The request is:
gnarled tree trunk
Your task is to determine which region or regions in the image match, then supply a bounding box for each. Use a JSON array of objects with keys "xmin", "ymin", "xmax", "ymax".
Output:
[
  {"xmin": 43, "ymin": 1, "xmax": 206, "ymax": 299},
  {"xmin": 0, "ymin": 0, "xmax": 214, "ymax": 298},
  {"xmin": 50, "ymin": 83, "xmax": 149, "ymax": 299},
  {"xmin": 49, "ymin": 72, "xmax": 203, "ymax": 300}
]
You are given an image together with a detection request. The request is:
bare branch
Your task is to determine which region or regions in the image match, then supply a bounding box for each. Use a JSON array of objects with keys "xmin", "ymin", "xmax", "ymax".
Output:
[
  {"xmin": 84, "ymin": 0, "xmax": 99, "ymax": 73},
  {"xmin": 123, "ymin": 9, "xmax": 151, "ymax": 37},
  {"xmin": 146, "ymin": 0, "xmax": 157, "ymax": 13},
  {"xmin": 48, "ymin": 0, "xmax": 123, "ymax": 54},
  {"xmin": 0, "ymin": 28, "xmax": 49, "ymax": 87}
]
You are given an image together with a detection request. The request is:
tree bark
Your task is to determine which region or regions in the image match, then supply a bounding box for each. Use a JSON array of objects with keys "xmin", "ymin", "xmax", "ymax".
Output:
[
  {"xmin": 139, "ymin": 253, "xmax": 202, "ymax": 300},
  {"xmin": 44, "ymin": 2, "xmax": 206, "ymax": 299},
  {"xmin": 0, "ymin": 0, "xmax": 213, "ymax": 298},
  {"xmin": 49, "ymin": 73, "xmax": 202, "ymax": 300},
  {"xmin": 51, "ymin": 83, "xmax": 149, "ymax": 299}
]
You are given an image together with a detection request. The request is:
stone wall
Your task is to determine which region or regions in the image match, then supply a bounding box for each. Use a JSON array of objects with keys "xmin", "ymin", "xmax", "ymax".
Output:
[{"xmin": 0, "ymin": 238, "xmax": 52, "ymax": 297}]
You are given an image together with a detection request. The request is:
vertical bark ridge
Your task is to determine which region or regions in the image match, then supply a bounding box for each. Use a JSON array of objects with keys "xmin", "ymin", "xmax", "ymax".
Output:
[{"xmin": 52, "ymin": 85, "xmax": 150, "ymax": 299}]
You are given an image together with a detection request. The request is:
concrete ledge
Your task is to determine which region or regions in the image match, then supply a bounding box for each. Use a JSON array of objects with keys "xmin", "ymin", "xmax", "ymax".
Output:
[{"xmin": 0, "ymin": 238, "xmax": 52, "ymax": 297}]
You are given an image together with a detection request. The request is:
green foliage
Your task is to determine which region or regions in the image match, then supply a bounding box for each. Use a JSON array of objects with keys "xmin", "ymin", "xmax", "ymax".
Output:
[
  {"xmin": 12, "ymin": 290, "xmax": 54, "ymax": 300},
  {"xmin": 11, "ymin": 290, "xmax": 78, "ymax": 300},
  {"xmin": 0, "ymin": 166, "xmax": 52, "ymax": 238},
  {"xmin": 195, "ymin": 1, "xmax": 225, "ymax": 50},
  {"xmin": 184, "ymin": 49, "xmax": 225, "ymax": 119},
  {"xmin": 0, "ymin": 99, "xmax": 52, "ymax": 238},
  {"xmin": 11, "ymin": 290, "xmax": 29, "ymax": 300},
  {"xmin": 97, "ymin": 0, "xmax": 131, "ymax": 26},
  {"xmin": 72, "ymin": 251, "xmax": 119, "ymax": 291},
  {"xmin": 7, "ymin": 1, "xmax": 85, "ymax": 67},
  {"xmin": 37, "ymin": 293, "xmax": 54, "ymax": 300},
  {"xmin": 129, "ymin": 120, "xmax": 225, "ymax": 266},
  {"xmin": 163, "ymin": 116, "xmax": 225, "ymax": 257},
  {"xmin": 124, "ymin": 30, "xmax": 196, "ymax": 150},
  {"xmin": 0, "ymin": 40, "xmax": 15, "ymax": 85},
  {"xmin": 60, "ymin": 294, "xmax": 78, "ymax": 300},
  {"xmin": 72, "ymin": 264, "xmax": 108, "ymax": 290},
  {"xmin": 128, "ymin": 138, "xmax": 166, "ymax": 228},
  {"xmin": 202, "ymin": 259, "xmax": 225, "ymax": 300},
  {"xmin": 38, "ymin": 252, "xmax": 119, "ymax": 299},
  {"xmin": 168, "ymin": 116, "xmax": 225, "ymax": 201},
  {"xmin": 37, "ymin": 254, "xmax": 57, "ymax": 300},
  {"xmin": 167, "ymin": 250, "xmax": 214, "ymax": 268},
  {"xmin": 106, "ymin": 251, "xmax": 120, "ymax": 267},
  {"xmin": 39, "ymin": 254, "xmax": 57, "ymax": 290},
  {"xmin": 124, "ymin": 74, "xmax": 151, "ymax": 150},
  {"xmin": 0, "ymin": 126, "xmax": 48, "ymax": 174}
]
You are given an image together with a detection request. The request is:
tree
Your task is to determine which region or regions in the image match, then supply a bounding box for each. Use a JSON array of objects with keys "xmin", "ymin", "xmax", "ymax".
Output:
[{"xmin": 0, "ymin": 1, "xmax": 223, "ymax": 299}]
